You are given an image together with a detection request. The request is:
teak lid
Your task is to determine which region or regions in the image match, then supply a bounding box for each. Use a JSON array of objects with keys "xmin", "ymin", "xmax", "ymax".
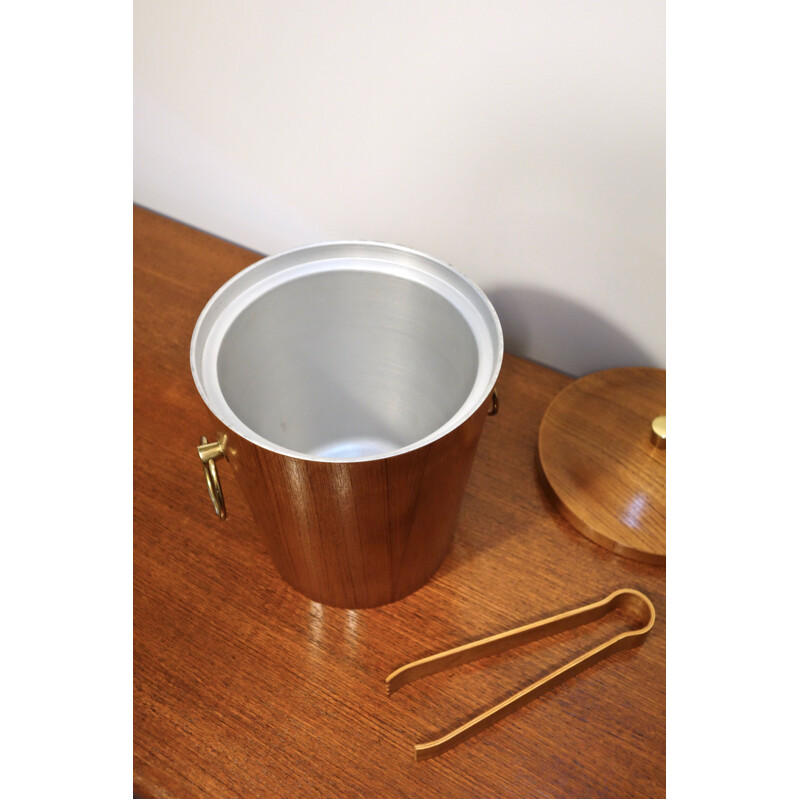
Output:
[{"xmin": 537, "ymin": 367, "xmax": 666, "ymax": 565}]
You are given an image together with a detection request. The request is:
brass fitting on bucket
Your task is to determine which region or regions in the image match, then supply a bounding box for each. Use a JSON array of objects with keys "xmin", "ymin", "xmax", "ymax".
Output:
[{"xmin": 198, "ymin": 435, "xmax": 227, "ymax": 519}]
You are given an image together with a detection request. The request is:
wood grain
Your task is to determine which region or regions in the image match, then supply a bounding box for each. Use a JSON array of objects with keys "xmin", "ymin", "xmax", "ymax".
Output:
[
  {"xmin": 134, "ymin": 205, "xmax": 666, "ymax": 798},
  {"xmin": 538, "ymin": 368, "xmax": 666, "ymax": 564},
  {"xmin": 221, "ymin": 391, "xmax": 492, "ymax": 608}
]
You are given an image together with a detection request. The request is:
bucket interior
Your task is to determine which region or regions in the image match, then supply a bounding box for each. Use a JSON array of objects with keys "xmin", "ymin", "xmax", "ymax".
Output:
[{"xmin": 215, "ymin": 270, "xmax": 480, "ymax": 459}]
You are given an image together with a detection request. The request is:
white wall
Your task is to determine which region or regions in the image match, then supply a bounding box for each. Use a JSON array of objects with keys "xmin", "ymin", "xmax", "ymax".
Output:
[{"xmin": 134, "ymin": 0, "xmax": 664, "ymax": 377}]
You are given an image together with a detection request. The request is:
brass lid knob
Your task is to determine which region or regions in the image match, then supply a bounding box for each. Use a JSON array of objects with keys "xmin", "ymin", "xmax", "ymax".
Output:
[{"xmin": 651, "ymin": 415, "xmax": 666, "ymax": 448}]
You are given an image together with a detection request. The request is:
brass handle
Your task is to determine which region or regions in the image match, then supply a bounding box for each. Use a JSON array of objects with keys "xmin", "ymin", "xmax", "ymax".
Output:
[
  {"xmin": 198, "ymin": 436, "xmax": 227, "ymax": 519},
  {"xmin": 488, "ymin": 389, "xmax": 499, "ymax": 416}
]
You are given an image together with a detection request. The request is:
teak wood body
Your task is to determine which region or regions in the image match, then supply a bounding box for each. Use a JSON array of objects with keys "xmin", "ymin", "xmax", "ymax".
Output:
[
  {"xmin": 134, "ymin": 206, "xmax": 666, "ymax": 799},
  {"xmin": 215, "ymin": 394, "xmax": 492, "ymax": 608}
]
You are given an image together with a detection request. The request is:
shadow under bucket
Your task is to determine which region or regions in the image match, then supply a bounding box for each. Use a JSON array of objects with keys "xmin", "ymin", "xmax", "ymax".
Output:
[{"xmin": 190, "ymin": 241, "xmax": 503, "ymax": 607}]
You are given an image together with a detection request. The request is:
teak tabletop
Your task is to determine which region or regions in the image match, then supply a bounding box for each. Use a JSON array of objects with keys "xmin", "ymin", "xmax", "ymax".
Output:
[{"xmin": 133, "ymin": 206, "xmax": 666, "ymax": 799}]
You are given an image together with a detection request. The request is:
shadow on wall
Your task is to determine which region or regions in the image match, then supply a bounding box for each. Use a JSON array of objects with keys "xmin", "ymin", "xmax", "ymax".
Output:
[{"xmin": 486, "ymin": 285, "xmax": 656, "ymax": 378}]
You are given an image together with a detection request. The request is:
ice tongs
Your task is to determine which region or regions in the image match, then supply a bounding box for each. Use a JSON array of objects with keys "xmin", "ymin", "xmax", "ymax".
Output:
[{"xmin": 386, "ymin": 588, "xmax": 656, "ymax": 760}]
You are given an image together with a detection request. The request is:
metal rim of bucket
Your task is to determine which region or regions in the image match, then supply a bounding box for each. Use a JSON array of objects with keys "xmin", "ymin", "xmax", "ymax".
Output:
[{"xmin": 190, "ymin": 241, "xmax": 504, "ymax": 463}]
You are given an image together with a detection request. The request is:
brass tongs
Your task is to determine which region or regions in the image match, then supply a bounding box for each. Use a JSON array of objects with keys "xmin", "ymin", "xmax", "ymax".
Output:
[{"xmin": 386, "ymin": 588, "xmax": 656, "ymax": 761}]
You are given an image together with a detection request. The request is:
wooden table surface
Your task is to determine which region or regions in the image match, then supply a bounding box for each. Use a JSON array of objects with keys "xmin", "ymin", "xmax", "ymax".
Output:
[{"xmin": 133, "ymin": 205, "xmax": 666, "ymax": 798}]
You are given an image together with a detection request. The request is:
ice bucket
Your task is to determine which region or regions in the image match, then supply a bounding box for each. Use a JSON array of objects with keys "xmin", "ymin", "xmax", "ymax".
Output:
[{"xmin": 190, "ymin": 241, "xmax": 503, "ymax": 607}]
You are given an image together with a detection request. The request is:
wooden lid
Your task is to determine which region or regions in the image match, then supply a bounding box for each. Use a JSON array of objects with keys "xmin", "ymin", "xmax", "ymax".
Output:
[{"xmin": 538, "ymin": 367, "xmax": 666, "ymax": 565}]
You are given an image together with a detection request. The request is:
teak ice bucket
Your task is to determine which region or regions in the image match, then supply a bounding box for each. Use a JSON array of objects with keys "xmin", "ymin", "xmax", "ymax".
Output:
[{"xmin": 190, "ymin": 242, "xmax": 503, "ymax": 608}]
